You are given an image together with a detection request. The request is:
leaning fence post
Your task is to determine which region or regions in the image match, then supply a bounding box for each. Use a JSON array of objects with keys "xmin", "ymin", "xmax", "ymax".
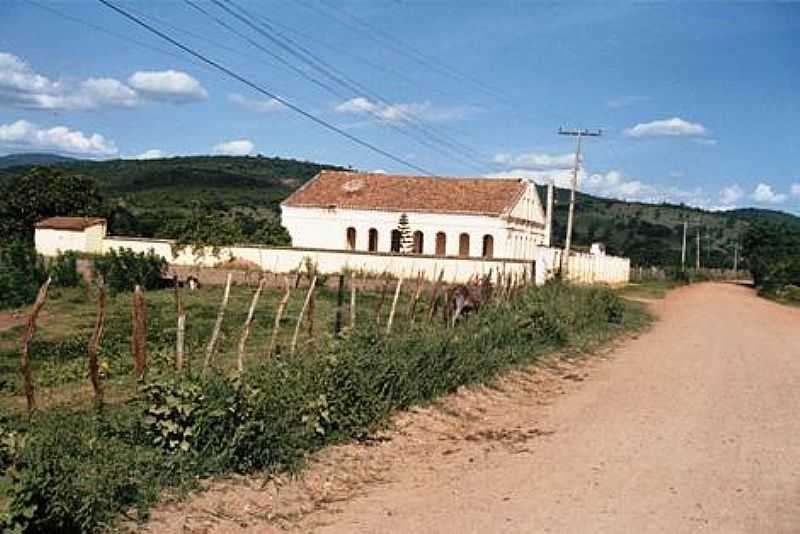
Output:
[
  {"xmin": 386, "ymin": 277, "xmax": 403, "ymax": 336},
  {"xmin": 290, "ymin": 275, "xmax": 317, "ymax": 357},
  {"xmin": 266, "ymin": 276, "xmax": 291, "ymax": 357},
  {"xmin": 131, "ymin": 284, "xmax": 147, "ymax": 381},
  {"xmin": 20, "ymin": 276, "xmax": 51, "ymax": 414},
  {"xmin": 203, "ymin": 272, "xmax": 232, "ymax": 374},
  {"xmin": 88, "ymin": 275, "xmax": 106, "ymax": 406},
  {"xmin": 237, "ymin": 276, "xmax": 266, "ymax": 373},
  {"xmin": 334, "ymin": 273, "xmax": 346, "ymax": 335}
]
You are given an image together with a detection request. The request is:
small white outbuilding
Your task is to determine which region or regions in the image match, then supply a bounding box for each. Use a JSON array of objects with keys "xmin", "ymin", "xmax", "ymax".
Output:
[
  {"xmin": 281, "ymin": 171, "xmax": 549, "ymax": 260},
  {"xmin": 34, "ymin": 216, "xmax": 107, "ymax": 256}
]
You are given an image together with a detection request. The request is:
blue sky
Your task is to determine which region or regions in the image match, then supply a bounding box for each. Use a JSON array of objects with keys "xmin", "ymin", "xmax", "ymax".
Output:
[{"xmin": 1, "ymin": 1, "xmax": 798, "ymax": 212}]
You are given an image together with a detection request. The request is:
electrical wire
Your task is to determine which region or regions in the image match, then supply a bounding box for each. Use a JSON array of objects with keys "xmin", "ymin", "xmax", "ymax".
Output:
[{"xmin": 97, "ymin": 0, "xmax": 435, "ymax": 175}]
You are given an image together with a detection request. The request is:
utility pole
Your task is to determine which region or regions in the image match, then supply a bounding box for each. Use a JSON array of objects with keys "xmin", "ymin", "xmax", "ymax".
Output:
[
  {"xmin": 681, "ymin": 221, "xmax": 688, "ymax": 272},
  {"xmin": 557, "ymin": 127, "xmax": 602, "ymax": 275},
  {"xmin": 696, "ymin": 226, "xmax": 701, "ymax": 270},
  {"xmin": 733, "ymin": 242, "xmax": 739, "ymax": 274}
]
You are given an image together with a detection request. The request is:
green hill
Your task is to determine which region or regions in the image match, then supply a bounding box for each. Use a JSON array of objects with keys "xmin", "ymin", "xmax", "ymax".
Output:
[
  {"xmin": 2, "ymin": 155, "xmax": 798, "ymax": 268},
  {"xmin": 0, "ymin": 152, "xmax": 78, "ymax": 169}
]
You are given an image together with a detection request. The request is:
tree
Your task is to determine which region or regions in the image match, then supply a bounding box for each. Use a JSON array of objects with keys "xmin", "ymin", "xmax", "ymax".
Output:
[
  {"xmin": 0, "ymin": 166, "xmax": 105, "ymax": 241},
  {"xmin": 742, "ymin": 220, "xmax": 800, "ymax": 293},
  {"xmin": 396, "ymin": 213, "xmax": 413, "ymax": 254}
]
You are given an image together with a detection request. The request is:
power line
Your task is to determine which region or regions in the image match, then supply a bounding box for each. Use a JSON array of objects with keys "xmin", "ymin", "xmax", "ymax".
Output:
[
  {"xmin": 183, "ymin": 0, "xmax": 480, "ymax": 172},
  {"xmin": 303, "ymin": 0, "xmax": 509, "ymax": 103},
  {"xmin": 218, "ymin": 0, "xmax": 495, "ymax": 173},
  {"xmin": 97, "ymin": 0, "xmax": 434, "ymax": 175}
]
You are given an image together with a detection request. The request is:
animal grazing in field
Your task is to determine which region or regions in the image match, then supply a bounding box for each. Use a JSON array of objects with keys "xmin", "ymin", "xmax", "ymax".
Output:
[{"xmin": 444, "ymin": 284, "xmax": 485, "ymax": 326}]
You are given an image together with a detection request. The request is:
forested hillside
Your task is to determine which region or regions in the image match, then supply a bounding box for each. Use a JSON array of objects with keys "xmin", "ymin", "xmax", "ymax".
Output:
[{"xmin": 1, "ymin": 153, "xmax": 798, "ymax": 268}]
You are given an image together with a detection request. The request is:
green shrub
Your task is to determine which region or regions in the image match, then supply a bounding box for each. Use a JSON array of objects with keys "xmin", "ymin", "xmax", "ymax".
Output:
[
  {"xmin": 0, "ymin": 241, "xmax": 47, "ymax": 310},
  {"xmin": 92, "ymin": 248, "xmax": 168, "ymax": 295},
  {"xmin": 48, "ymin": 252, "xmax": 80, "ymax": 288}
]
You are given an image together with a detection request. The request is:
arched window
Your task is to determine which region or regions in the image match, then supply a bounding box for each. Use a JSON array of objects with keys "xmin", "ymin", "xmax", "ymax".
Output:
[
  {"xmin": 346, "ymin": 227, "xmax": 356, "ymax": 250},
  {"xmin": 368, "ymin": 228, "xmax": 378, "ymax": 252},
  {"xmin": 458, "ymin": 233, "xmax": 470, "ymax": 257},
  {"xmin": 482, "ymin": 234, "xmax": 494, "ymax": 259},
  {"xmin": 412, "ymin": 231, "xmax": 424, "ymax": 254},
  {"xmin": 390, "ymin": 229, "xmax": 401, "ymax": 253},
  {"xmin": 435, "ymin": 232, "xmax": 447, "ymax": 256}
]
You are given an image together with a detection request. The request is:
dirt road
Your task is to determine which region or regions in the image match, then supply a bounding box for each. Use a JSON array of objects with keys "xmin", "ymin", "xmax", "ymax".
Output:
[
  {"xmin": 147, "ymin": 282, "xmax": 800, "ymax": 533},
  {"xmin": 303, "ymin": 283, "xmax": 799, "ymax": 533}
]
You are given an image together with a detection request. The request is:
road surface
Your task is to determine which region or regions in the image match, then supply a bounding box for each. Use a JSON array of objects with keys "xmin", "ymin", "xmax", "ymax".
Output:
[{"xmin": 308, "ymin": 283, "xmax": 800, "ymax": 533}]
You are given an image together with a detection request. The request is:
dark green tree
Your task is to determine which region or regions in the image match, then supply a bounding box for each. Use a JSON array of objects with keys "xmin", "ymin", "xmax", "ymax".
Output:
[
  {"xmin": 0, "ymin": 166, "xmax": 105, "ymax": 241},
  {"xmin": 396, "ymin": 213, "xmax": 413, "ymax": 254}
]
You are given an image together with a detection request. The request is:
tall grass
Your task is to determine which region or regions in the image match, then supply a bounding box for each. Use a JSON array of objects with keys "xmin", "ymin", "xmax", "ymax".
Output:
[{"xmin": 0, "ymin": 282, "xmax": 649, "ymax": 532}]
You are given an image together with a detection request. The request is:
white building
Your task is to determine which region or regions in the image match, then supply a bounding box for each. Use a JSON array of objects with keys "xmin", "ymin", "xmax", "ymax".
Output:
[
  {"xmin": 34, "ymin": 216, "xmax": 106, "ymax": 257},
  {"xmin": 281, "ymin": 171, "xmax": 549, "ymax": 260}
]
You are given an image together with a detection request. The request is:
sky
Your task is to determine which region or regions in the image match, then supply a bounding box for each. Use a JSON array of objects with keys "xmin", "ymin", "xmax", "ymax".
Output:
[{"xmin": 1, "ymin": 1, "xmax": 798, "ymax": 213}]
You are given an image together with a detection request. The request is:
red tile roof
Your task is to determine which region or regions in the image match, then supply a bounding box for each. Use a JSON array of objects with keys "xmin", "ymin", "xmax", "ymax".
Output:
[
  {"xmin": 282, "ymin": 171, "xmax": 527, "ymax": 216},
  {"xmin": 35, "ymin": 216, "xmax": 106, "ymax": 231}
]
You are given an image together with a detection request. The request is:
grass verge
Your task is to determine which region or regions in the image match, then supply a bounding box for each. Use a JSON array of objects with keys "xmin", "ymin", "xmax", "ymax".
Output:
[{"xmin": 1, "ymin": 282, "xmax": 651, "ymax": 532}]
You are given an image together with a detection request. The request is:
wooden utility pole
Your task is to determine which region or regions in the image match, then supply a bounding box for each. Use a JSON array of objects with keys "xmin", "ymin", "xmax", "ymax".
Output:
[
  {"xmin": 681, "ymin": 221, "xmax": 688, "ymax": 272},
  {"xmin": 733, "ymin": 242, "xmax": 739, "ymax": 274},
  {"xmin": 558, "ymin": 127, "xmax": 602, "ymax": 275}
]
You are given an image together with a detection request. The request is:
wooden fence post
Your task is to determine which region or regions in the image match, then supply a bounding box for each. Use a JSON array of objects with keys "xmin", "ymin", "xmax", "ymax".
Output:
[
  {"xmin": 203, "ymin": 272, "xmax": 232, "ymax": 374},
  {"xmin": 386, "ymin": 277, "xmax": 403, "ymax": 336},
  {"xmin": 174, "ymin": 276, "xmax": 185, "ymax": 373},
  {"xmin": 88, "ymin": 275, "xmax": 106, "ymax": 406},
  {"xmin": 349, "ymin": 275, "xmax": 357, "ymax": 330},
  {"xmin": 407, "ymin": 272, "xmax": 424, "ymax": 323},
  {"xmin": 266, "ymin": 276, "xmax": 291, "ymax": 357},
  {"xmin": 131, "ymin": 284, "xmax": 147, "ymax": 381},
  {"xmin": 334, "ymin": 274, "xmax": 346, "ymax": 335},
  {"xmin": 236, "ymin": 277, "xmax": 265, "ymax": 374},
  {"xmin": 374, "ymin": 277, "xmax": 390, "ymax": 325},
  {"xmin": 428, "ymin": 270, "xmax": 445, "ymax": 320},
  {"xmin": 290, "ymin": 275, "xmax": 317, "ymax": 357},
  {"xmin": 20, "ymin": 276, "xmax": 51, "ymax": 414}
]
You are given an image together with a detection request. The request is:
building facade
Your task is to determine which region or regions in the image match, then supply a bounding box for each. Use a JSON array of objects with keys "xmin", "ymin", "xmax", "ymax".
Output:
[
  {"xmin": 281, "ymin": 171, "xmax": 548, "ymax": 260},
  {"xmin": 34, "ymin": 216, "xmax": 106, "ymax": 256}
]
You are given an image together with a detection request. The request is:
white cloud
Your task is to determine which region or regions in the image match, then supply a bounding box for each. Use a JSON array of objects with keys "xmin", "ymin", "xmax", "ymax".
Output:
[
  {"xmin": 719, "ymin": 184, "xmax": 745, "ymax": 205},
  {"xmin": 751, "ymin": 182, "xmax": 786, "ymax": 204},
  {"xmin": 624, "ymin": 117, "xmax": 708, "ymax": 138},
  {"xmin": 128, "ymin": 70, "xmax": 207, "ymax": 102},
  {"xmin": 212, "ymin": 139, "xmax": 254, "ymax": 156},
  {"xmin": 791, "ymin": 183, "xmax": 800, "ymax": 198},
  {"xmin": 0, "ymin": 119, "xmax": 117, "ymax": 156},
  {"xmin": 492, "ymin": 151, "xmax": 575, "ymax": 170},
  {"xmin": 133, "ymin": 149, "xmax": 166, "ymax": 160},
  {"xmin": 334, "ymin": 97, "xmax": 469, "ymax": 123},
  {"xmin": 606, "ymin": 95, "xmax": 652, "ymax": 108},
  {"xmin": 228, "ymin": 92, "xmax": 283, "ymax": 112},
  {"xmin": 0, "ymin": 52, "xmax": 139, "ymax": 109},
  {"xmin": 0, "ymin": 52, "xmax": 209, "ymax": 110}
]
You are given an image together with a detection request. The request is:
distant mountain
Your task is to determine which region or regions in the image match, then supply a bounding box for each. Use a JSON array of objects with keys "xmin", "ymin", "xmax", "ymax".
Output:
[
  {"xmin": 1, "ymin": 154, "xmax": 798, "ymax": 268},
  {"xmin": 0, "ymin": 152, "xmax": 79, "ymax": 169}
]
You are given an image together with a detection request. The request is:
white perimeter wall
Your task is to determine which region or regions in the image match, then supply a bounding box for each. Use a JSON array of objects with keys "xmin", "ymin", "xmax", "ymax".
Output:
[{"xmin": 34, "ymin": 228, "xmax": 629, "ymax": 285}]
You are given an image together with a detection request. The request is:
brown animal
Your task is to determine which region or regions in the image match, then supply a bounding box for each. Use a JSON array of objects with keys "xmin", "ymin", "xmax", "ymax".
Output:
[{"xmin": 444, "ymin": 283, "xmax": 488, "ymax": 326}]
